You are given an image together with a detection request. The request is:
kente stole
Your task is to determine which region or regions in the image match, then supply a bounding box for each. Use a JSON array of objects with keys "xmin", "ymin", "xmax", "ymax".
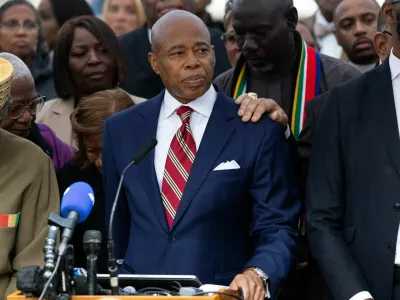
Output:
[{"xmin": 233, "ymin": 41, "xmax": 322, "ymax": 139}]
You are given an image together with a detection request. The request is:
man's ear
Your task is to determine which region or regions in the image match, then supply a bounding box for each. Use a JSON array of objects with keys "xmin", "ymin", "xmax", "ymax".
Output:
[
  {"xmin": 382, "ymin": 3, "xmax": 396, "ymax": 25},
  {"xmin": 148, "ymin": 52, "xmax": 160, "ymax": 75},
  {"xmin": 374, "ymin": 32, "xmax": 388, "ymax": 62},
  {"xmin": 286, "ymin": 7, "xmax": 298, "ymax": 32},
  {"xmin": 211, "ymin": 45, "xmax": 216, "ymax": 68},
  {"xmin": 334, "ymin": 30, "xmax": 343, "ymax": 48}
]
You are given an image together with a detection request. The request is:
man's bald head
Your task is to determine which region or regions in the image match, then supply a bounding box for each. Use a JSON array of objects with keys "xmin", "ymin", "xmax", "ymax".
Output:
[
  {"xmin": 334, "ymin": 0, "xmax": 379, "ymax": 23},
  {"xmin": 151, "ymin": 10, "xmax": 210, "ymax": 55},
  {"xmin": 231, "ymin": 0, "xmax": 298, "ymax": 75},
  {"xmin": 334, "ymin": 0, "xmax": 379, "ymax": 65},
  {"xmin": 232, "ymin": 0, "xmax": 293, "ymax": 14},
  {"xmin": 148, "ymin": 10, "xmax": 215, "ymax": 104}
]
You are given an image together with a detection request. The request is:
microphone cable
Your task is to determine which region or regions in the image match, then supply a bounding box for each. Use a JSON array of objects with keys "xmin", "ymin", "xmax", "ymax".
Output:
[{"xmin": 38, "ymin": 255, "xmax": 62, "ymax": 300}]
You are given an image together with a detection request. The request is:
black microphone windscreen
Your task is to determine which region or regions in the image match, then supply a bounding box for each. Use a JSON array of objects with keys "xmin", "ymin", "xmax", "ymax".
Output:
[
  {"xmin": 83, "ymin": 230, "xmax": 102, "ymax": 244},
  {"xmin": 131, "ymin": 138, "xmax": 158, "ymax": 164}
]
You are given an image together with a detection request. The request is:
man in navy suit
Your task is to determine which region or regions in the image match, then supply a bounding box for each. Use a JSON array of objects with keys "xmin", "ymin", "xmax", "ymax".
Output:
[{"xmin": 103, "ymin": 10, "xmax": 300, "ymax": 300}]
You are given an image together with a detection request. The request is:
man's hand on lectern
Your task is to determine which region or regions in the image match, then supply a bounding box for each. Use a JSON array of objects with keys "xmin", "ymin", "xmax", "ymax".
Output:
[{"xmin": 229, "ymin": 269, "xmax": 265, "ymax": 300}]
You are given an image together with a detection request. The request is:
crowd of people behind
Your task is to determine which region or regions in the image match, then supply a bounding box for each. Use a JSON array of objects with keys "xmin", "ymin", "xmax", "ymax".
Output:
[{"xmin": 0, "ymin": 0, "xmax": 398, "ymax": 299}]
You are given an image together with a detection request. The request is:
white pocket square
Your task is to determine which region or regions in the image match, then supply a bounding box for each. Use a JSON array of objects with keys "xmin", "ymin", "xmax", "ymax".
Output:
[{"xmin": 213, "ymin": 160, "xmax": 241, "ymax": 171}]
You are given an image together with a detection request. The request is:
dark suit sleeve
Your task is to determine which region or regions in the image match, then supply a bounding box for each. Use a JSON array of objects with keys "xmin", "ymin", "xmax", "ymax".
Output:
[
  {"xmin": 306, "ymin": 87, "xmax": 369, "ymax": 300},
  {"xmin": 103, "ymin": 119, "xmax": 131, "ymax": 260},
  {"xmin": 244, "ymin": 121, "xmax": 301, "ymax": 298}
]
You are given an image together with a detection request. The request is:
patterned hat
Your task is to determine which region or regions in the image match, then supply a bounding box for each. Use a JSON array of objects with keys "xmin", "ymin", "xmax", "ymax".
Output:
[{"xmin": 0, "ymin": 57, "xmax": 13, "ymax": 110}]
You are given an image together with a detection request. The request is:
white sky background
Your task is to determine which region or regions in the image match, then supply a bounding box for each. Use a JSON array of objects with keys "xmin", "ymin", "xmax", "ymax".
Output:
[
  {"xmin": 208, "ymin": 0, "xmax": 386, "ymax": 20},
  {"xmin": 23, "ymin": 0, "xmax": 387, "ymax": 20}
]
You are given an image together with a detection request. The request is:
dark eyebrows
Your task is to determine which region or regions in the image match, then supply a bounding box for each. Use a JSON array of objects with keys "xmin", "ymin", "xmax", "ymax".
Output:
[
  {"xmin": 339, "ymin": 11, "xmax": 377, "ymax": 24},
  {"xmin": 361, "ymin": 12, "xmax": 377, "ymax": 19},
  {"xmin": 194, "ymin": 41, "xmax": 211, "ymax": 48},
  {"xmin": 167, "ymin": 41, "xmax": 210, "ymax": 53},
  {"xmin": 167, "ymin": 44, "xmax": 185, "ymax": 52}
]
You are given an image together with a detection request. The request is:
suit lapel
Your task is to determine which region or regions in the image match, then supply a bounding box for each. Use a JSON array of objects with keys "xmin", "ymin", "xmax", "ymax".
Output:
[
  {"xmin": 372, "ymin": 61, "xmax": 400, "ymax": 179},
  {"xmin": 172, "ymin": 90, "xmax": 237, "ymax": 229},
  {"xmin": 137, "ymin": 92, "xmax": 169, "ymax": 234}
]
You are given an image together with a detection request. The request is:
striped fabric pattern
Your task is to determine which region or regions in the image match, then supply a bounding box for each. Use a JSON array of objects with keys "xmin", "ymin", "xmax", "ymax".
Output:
[
  {"xmin": 161, "ymin": 106, "xmax": 197, "ymax": 228},
  {"xmin": 0, "ymin": 212, "xmax": 20, "ymax": 227}
]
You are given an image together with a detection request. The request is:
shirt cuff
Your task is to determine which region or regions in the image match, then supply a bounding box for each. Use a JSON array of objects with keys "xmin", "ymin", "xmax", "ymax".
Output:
[
  {"xmin": 349, "ymin": 291, "xmax": 373, "ymax": 300},
  {"xmin": 285, "ymin": 125, "xmax": 291, "ymax": 139},
  {"xmin": 265, "ymin": 284, "xmax": 271, "ymax": 298}
]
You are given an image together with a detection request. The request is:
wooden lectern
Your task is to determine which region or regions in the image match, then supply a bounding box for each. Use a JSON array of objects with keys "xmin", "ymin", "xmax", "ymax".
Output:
[{"xmin": 8, "ymin": 290, "xmax": 240, "ymax": 300}]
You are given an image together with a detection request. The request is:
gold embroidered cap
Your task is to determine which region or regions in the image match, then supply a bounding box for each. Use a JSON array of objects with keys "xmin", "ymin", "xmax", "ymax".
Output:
[{"xmin": 0, "ymin": 57, "xmax": 13, "ymax": 110}]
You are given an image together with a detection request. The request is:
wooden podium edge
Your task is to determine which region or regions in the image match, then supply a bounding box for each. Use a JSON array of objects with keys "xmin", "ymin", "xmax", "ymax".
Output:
[{"xmin": 8, "ymin": 289, "xmax": 240, "ymax": 300}]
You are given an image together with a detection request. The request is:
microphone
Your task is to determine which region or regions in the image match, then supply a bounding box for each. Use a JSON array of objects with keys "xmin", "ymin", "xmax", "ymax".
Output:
[
  {"xmin": 107, "ymin": 138, "xmax": 158, "ymax": 295},
  {"xmin": 83, "ymin": 230, "xmax": 102, "ymax": 295},
  {"xmin": 59, "ymin": 182, "xmax": 95, "ymax": 256}
]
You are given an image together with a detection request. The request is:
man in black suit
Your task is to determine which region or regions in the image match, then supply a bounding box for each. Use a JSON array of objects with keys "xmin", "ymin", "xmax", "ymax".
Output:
[
  {"xmin": 119, "ymin": 0, "xmax": 230, "ymax": 99},
  {"xmin": 307, "ymin": 1, "xmax": 400, "ymax": 299}
]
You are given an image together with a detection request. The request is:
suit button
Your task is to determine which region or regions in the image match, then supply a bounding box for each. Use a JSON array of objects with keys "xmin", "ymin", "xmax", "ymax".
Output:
[
  {"xmin": 394, "ymin": 203, "xmax": 400, "ymax": 211},
  {"xmin": 168, "ymin": 236, "xmax": 176, "ymax": 244},
  {"xmin": 388, "ymin": 244, "xmax": 395, "ymax": 253}
]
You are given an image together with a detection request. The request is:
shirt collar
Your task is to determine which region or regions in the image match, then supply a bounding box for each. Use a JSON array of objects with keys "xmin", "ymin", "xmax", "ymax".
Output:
[
  {"xmin": 148, "ymin": 28, "xmax": 152, "ymax": 44},
  {"xmin": 162, "ymin": 85, "xmax": 217, "ymax": 120},
  {"xmin": 389, "ymin": 49, "xmax": 400, "ymax": 81}
]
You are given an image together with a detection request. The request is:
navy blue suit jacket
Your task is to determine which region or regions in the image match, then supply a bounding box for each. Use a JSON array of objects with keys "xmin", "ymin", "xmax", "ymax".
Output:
[{"xmin": 103, "ymin": 88, "xmax": 300, "ymax": 298}]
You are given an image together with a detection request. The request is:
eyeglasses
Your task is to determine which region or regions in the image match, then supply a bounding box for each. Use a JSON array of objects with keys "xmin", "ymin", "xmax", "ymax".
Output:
[
  {"xmin": 0, "ymin": 19, "xmax": 38, "ymax": 32},
  {"xmin": 7, "ymin": 95, "xmax": 46, "ymax": 120},
  {"xmin": 383, "ymin": 30, "xmax": 393, "ymax": 36}
]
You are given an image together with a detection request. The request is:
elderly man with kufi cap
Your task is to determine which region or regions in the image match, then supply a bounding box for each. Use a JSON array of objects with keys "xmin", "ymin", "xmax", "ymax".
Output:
[{"xmin": 0, "ymin": 57, "xmax": 60, "ymax": 300}]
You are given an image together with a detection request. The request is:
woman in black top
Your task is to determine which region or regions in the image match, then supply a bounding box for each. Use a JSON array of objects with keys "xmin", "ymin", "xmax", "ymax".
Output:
[{"xmin": 57, "ymin": 89, "xmax": 134, "ymax": 273}]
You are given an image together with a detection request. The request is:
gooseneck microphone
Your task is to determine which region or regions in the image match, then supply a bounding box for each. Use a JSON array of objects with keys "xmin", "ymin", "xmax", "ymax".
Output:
[
  {"xmin": 58, "ymin": 182, "xmax": 95, "ymax": 256},
  {"xmin": 43, "ymin": 225, "xmax": 59, "ymax": 280},
  {"xmin": 108, "ymin": 138, "xmax": 158, "ymax": 295},
  {"xmin": 83, "ymin": 230, "xmax": 102, "ymax": 295},
  {"xmin": 38, "ymin": 182, "xmax": 95, "ymax": 300}
]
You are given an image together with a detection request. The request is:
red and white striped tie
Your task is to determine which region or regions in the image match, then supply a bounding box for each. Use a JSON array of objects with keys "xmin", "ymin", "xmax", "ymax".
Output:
[{"xmin": 161, "ymin": 106, "xmax": 197, "ymax": 229}]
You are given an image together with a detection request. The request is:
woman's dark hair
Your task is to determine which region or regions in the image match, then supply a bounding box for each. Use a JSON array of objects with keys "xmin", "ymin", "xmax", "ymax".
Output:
[
  {"xmin": 0, "ymin": 0, "xmax": 47, "ymax": 54},
  {"xmin": 53, "ymin": 16, "xmax": 126, "ymax": 100},
  {"xmin": 49, "ymin": 0, "xmax": 94, "ymax": 28}
]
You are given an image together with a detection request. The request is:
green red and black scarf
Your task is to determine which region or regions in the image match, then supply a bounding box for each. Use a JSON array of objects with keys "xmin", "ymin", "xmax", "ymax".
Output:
[{"xmin": 231, "ymin": 40, "xmax": 322, "ymax": 139}]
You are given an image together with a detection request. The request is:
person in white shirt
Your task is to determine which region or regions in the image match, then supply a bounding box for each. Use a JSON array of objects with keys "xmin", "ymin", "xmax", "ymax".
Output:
[
  {"xmin": 302, "ymin": 0, "xmax": 344, "ymax": 59},
  {"xmin": 307, "ymin": 1, "xmax": 400, "ymax": 300},
  {"xmin": 103, "ymin": 10, "xmax": 300, "ymax": 300}
]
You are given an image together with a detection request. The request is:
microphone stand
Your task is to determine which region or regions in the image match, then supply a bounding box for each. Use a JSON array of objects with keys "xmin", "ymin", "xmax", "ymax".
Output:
[
  {"xmin": 108, "ymin": 160, "xmax": 135, "ymax": 295},
  {"xmin": 66, "ymin": 245, "xmax": 76, "ymax": 295},
  {"xmin": 83, "ymin": 230, "xmax": 102, "ymax": 295},
  {"xmin": 107, "ymin": 138, "xmax": 158, "ymax": 295}
]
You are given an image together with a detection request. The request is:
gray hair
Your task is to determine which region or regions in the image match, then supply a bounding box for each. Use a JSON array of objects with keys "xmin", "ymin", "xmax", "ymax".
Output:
[
  {"xmin": 0, "ymin": 97, "xmax": 10, "ymax": 120},
  {"xmin": 0, "ymin": 53, "xmax": 33, "ymax": 120},
  {"xmin": 0, "ymin": 52, "xmax": 33, "ymax": 80}
]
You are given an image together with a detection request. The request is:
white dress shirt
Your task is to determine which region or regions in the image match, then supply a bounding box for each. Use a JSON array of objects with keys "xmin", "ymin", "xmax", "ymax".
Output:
[
  {"xmin": 350, "ymin": 50, "xmax": 400, "ymax": 300},
  {"xmin": 392, "ymin": 50, "xmax": 400, "ymax": 266},
  {"xmin": 154, "ymin": 85, "xmax": 217, "ymax": 189},
  {"xmin": 314, "ymin": 9, "xmax": 343, "ymax": 59}
]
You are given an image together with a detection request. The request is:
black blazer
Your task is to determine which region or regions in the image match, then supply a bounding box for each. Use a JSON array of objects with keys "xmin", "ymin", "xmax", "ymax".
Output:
[
  {"xmin": 306, "ymin": 60, "xmax": 400, "ymax": 300},
  {"xmin": 119, "ymin": 24, "xmax": 231, "ymax": 99},
  {"xmin": 57, "ymin": 160, "xmax": 108, "ymax": 274}
]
